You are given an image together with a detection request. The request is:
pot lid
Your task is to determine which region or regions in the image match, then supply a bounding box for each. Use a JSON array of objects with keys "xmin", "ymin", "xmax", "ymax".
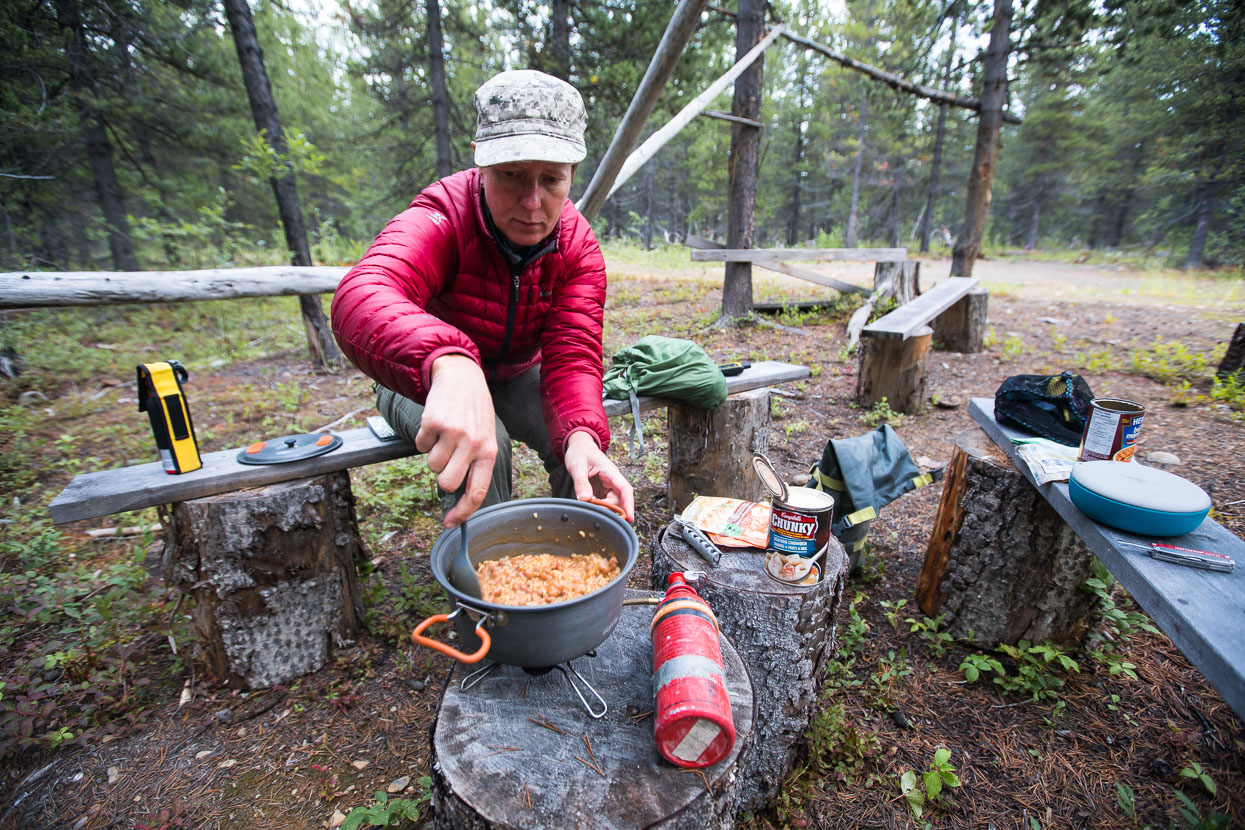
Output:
[
  {"xmin": 237, "ymin": 433, "xmax": 342, "ymax": 465},
  {"xmin": 751, "ymin": 452, "xmax": 788, "ymax": 503}
]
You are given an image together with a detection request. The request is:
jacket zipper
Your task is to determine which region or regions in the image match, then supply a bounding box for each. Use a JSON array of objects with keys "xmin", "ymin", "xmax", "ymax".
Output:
[{"xmin": 492, "ymin": 268, "xmax": 522, "ymax": 384}]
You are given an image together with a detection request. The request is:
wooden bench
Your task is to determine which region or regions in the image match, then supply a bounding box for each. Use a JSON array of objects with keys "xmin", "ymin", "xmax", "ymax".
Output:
[
  {"xmin": 856, "ymin": 276, "xmax": 987, "ymax": 413},
  {"xmin": 49, "ymin": 360, "xmax": 809, "ymax": 688},
  {"xmin": 953, "ymin": 398, "xmax": 1245, "ymax": 720},
  {"xmin": 686, "ymin": 236, "xmax": 889, "ymax": 297}
]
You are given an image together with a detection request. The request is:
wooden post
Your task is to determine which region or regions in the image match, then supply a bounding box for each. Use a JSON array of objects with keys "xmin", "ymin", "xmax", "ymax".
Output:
[
  {"xmin": 429, "ymin": 589, "xmax": 754, "ymax": 829},
  {"xmin": 872, "ymin": 260, "xmax": 920, "ymax": 305},
  {"xmin": 855, "ymin": 325, "xmax": 931, "ymax": 414},
  {"xmin": 931, "ymin": 287, "xmax": 989, "ymax": 352},
  {"xmin": 652, "ymin": 526, "xmax": 848, "ymax": 810},
  {"xmin": 667, "ymin": 387, "xmax": 771, "ymax": 514},
  {"xmin": 162, "ymin": 472, "xmax": 365, "ymax": 688},
  {"xmin": 915, "ymin": 427, "xmax": 1098, "ymax": 649}
]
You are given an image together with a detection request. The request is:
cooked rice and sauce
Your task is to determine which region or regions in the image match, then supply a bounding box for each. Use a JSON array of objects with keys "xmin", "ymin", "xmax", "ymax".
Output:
[{"xmin": 475, "ymin": 551, "xmax": 621, "ymax": 606}]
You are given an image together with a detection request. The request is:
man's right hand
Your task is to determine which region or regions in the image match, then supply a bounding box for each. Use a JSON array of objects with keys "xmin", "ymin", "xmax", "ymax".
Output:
[{"xmin": 415, "ymin": 354, "xmax": 496, "ymax": 527}]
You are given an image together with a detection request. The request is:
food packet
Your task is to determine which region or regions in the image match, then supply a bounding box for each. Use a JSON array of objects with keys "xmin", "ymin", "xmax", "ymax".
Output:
[{"xmin": 681, "ymin": 496, "xmax": 771, "ymax": 549}]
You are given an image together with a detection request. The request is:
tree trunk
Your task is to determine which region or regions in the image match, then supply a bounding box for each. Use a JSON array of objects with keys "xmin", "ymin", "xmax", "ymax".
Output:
[
  {"xmin": 886, "ymin": 177, "xmax": 901, "ymax": 247},
  {"xmin": 787, "ymin": 119, "xmax": 804, "ymax": 246},
  {"xmin": 162, "ymin": 473, "xmax": 366, "ymax": 689},
  {"xmin": 652, "ymin": 526, "xmax": 848, "ymax": 811},
  {"xmin": 916, "ymin": 428, "xmax": 1098, "ymax": 649},
  {"xmin": 643, "ymin": 150, "xmax": 655, "ymax": 249},
  {"xmin": 1025, "ymin": 199, "xmax": 1041, "ymax": 249},
  {"xmin": 844, "ymin": 89, "xmax": 868, "ymax": 248},
  {"xmin": 430, "ymin": 589, "xmax": 754, "ymax": 828},
  {"xmin": 222, "ymin": 0, "xmax": 341, "ymax": 369},
  {"xmin": 1184, "ymin": 178, "xmax": 1218, "ymax": 270},
  {"xmin": 1217, "ymin": 322, "xmax": 1245, "ymax": 380},
  {"xmin": 551, "ymin": 0, "xmax": 571, "ymax": 80},
  {"xmin": 950, "ymin": 0, "xmax": 1013, "ymax": 277},
  {"xmin": 856, "ymin": 325, "xmax": 931, "ymax": 414},
  {"xmin": 920, "ymin": 25, "xmax": 956, "ymax": 253},
  {"xmin": 426, "ymin": 0, "xmax": 453, "ymax": 178},
  {"xmin": 55, "ymin": 0, "xmax": 139, "ymax": 272},
  {"xmin": 667, "ymin": 387, "xmax": 771, "ymax": 514},
  {"xmin": 720, "ymin": 0, "xmax": 764, "ymax": 323}
]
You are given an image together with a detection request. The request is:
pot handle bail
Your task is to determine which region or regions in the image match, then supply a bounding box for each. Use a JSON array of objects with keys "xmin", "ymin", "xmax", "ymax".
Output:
[
  {"xmin": 585, "ymin": 496, "xmax": 628, "ymax": 520},
  {"xmin": 411, "ymin": 613, "xmax": 492, "ymax": 664}
]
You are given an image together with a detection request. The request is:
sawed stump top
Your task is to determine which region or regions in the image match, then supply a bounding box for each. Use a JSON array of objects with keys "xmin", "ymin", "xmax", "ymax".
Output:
[{"xmin": 431, "ymin": 589, "xmax": 755, "ymax": 829}]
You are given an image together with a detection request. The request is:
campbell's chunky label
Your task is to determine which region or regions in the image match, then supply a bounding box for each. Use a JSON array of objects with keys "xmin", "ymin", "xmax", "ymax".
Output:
[{"xmin": 766, "ymin": 488, "xmax": 835, "ymax": 560}]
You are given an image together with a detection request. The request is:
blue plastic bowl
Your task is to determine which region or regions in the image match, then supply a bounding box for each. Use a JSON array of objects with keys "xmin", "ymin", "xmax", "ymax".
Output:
[{"xmin": 1068, "ymin": 462, "xmax": 1210, "ymax": 537}]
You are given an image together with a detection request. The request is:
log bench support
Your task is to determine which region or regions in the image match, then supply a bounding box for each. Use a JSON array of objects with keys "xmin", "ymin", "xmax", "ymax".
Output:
[
  {"xmin": 914, "ymin": 428, "xmax": 1098, "ymax": 650},
  {"xmin": 857, "ymin": 276, "xmax": 986, "ymax": 414},
  {"xmin": 51, "ymin": 362, "xmax": 809, "ymax": 690}
]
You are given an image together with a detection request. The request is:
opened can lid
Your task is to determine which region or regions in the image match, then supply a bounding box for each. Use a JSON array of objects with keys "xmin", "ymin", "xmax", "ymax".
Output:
[{"xmin": 751, "ymin": 452, "xmax": 789, "ymax": 503}]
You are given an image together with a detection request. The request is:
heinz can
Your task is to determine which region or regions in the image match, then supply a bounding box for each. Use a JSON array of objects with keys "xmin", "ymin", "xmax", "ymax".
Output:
[{"xmin": 1078, "ymin": 398, "xmax": 1145, "ymax": 462}]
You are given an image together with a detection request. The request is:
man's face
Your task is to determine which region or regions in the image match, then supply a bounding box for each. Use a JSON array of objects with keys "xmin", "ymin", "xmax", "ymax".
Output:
[{"xmin": 479, "ymin": 161, "xmax": 574, "ymax": 247}]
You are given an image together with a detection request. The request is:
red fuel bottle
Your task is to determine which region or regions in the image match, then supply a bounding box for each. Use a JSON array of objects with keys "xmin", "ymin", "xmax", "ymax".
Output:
[{"xmin": 650, "ymin": 572, "xmax": 735, "ymax": 768}]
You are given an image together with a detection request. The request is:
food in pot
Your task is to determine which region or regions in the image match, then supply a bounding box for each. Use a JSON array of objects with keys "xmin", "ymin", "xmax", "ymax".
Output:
[{"xmin": 475, "ymin": 551, "xmax": 621, "ymax": 606}]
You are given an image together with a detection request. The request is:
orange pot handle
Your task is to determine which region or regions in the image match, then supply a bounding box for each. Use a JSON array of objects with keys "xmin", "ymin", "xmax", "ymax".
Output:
[
  {"xmin": 585, "ymin": 496, "xmax": 628, "ymax": 520},
  {"xmin": 410, "ymin": 613, "xmax": 491, "ymax": 664}
]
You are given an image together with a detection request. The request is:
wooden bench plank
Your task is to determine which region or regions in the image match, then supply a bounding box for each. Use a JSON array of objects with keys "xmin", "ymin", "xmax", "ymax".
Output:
[
  {"xmin": 968, "ymin": 397, "xmax": 1245, "ymax": 720},
  {"xmin": 862, "ymin": 276, "xmax": 980, "ymax": 340},
  {"xmin": 685, "ymin": 236, "xmax": 870, "ymax": 296},
  {"xmin": 50, "ymin": 361, "xmax": 809, "ymax": 526},
  {"xmin": 691, "ymin": 247, "xmax": 907, "ymax": 264}
]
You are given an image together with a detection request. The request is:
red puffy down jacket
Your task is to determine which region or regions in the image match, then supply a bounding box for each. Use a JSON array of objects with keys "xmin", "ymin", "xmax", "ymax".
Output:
[{"xmin": 330, "ymin": 168, "xmax": 610, "ymax": 457}]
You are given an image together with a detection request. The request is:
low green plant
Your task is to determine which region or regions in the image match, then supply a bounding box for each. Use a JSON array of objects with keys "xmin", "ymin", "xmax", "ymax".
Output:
[
  {"xmin": 1001, "ymin": 333, "xmax": 1027, "ymax": 362},
  {"xmin": 879, "ymin": 598, "xmax": 908, "ymax": 632},
  {"xmin": 1173, "ymin": 791, "xmax": 1232, "ymax": 830},
  {"xmin": 341, "ymin": 782, "xmax": 432, "ymax": 830},
  {"xmin": 805, "ymin": 699, "xmax": 882, "ymax": 786},
  {"xmin": 994, "ymin": 641, "xmax": 1079, "ymax": 701},
  {"xmin": 906, "ymin": 613, "xmax": 952, "ymax": 657},
  {"xmin": 1181, "ymin": 762, "xmax": 1218, "ymax": 797},
  {"xmin": 898, "ymin": 747, "xmax": 962, "ymax": 822},
  {"xmin": 861, "ymin": 396, "xmax": 903, "ymax": 427},
  {"xmin": 869, "ymin": 647, "xmax": 911, "ymax": 709},
  {"xmin": 1074, "ymin": 346, "xmax": 1121, "ymax": 374},
  {"xmin": 1115, "ymin": 781, "xmax": 1137, "ymax": 820},
  {"xmin": 1083, "ymin": 564, "xmax": 1158, "ymax": 680},
  {"xmin": 1210, "ymin": 370, "xmax": 1245, "ymax": 419},
  {"xmin": 1126, "ymin": 336, "xmax": 1218, "ymax": 383},
  {"xmin": 1049, "ymin": 324, "xmax": 1068, "ymax": 350},
  {"xmin": 983, "ymin": 325, "xmax": 997, "ymax": 348},
  {"xmin": 958, "ymin": 653, "xmax": 1005, "ymax": 683},
  {"xmin": 838, "ymin": 592, "xmax": 870, "ymax": 657}
]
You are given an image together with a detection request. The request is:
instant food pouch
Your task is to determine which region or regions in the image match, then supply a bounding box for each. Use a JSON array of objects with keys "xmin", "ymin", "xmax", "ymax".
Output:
[{"xmin": 681, "ymin": 496, "xmax": 771, "ymax": 549}]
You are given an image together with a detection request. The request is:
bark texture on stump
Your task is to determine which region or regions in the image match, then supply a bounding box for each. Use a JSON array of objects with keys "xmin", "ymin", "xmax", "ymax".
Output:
[
  {"xmin": 163, "ymin": 472, "xmax": 365, "ymax": 688},
  {"xmin": 931, "ymin": 287, "xmax": 989, "ymax": 353},
  {"xmin": 430, "ymin": 589, "xmax": 754, "ymax": 830},
  {"xmin": 1217, "ymin": 322, "xmax": 1245, "ymax": 379},
  {"xmin": 667, "ymin": 387, "xmax": 771, "ymax": 513},
  {"xmin": 855, "ymin": 325, "xmax": 932, "ymax": 414},
  {"xmin": 916, "ymin": 428, "xmax": 1098, "ymax": 649},
  {"xmin": 873, "ymin": 260, "xmax": 921, "ymax": 304},
  {"xmin": 652, "ymin": 526, "xmax": 848, "ymax": 810}
]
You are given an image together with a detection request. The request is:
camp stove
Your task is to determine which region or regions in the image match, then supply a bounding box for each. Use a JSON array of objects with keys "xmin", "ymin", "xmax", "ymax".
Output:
[{"xmin": 459, "ymin": 651, "xmax": 608, "ymax": 719}]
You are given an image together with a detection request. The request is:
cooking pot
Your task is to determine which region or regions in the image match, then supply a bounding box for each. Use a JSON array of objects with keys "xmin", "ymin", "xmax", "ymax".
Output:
[{"xmin": 411, "ymin": 498, "xmax": 638, "ymax": 667}]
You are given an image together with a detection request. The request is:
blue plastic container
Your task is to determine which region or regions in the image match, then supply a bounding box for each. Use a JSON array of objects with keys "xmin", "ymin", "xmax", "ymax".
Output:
[{"xmin": 1068, "ymin": 461, "xmax": 1211, "ymax": 537}]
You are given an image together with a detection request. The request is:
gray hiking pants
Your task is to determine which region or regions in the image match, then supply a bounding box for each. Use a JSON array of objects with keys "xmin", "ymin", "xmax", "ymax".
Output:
[{"xmin": 375, "ymin": 364, "xmax": 574, "ymax": 513}]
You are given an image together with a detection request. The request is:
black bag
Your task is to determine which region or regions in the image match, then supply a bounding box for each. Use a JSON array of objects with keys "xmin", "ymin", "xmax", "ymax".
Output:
[{"xmin": 994, "ymin": 371, "xmax": 1094, "ymax": 446}]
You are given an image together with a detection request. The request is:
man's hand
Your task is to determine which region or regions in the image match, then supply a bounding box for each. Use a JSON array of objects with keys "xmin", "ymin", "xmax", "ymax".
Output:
[
  {"xmin": 416, "ymin": 354, "xmax": 496, "ymax": 527},
  {"xmin": 563, "ymin": 430, "xmax": 635, "ymax": 521}
]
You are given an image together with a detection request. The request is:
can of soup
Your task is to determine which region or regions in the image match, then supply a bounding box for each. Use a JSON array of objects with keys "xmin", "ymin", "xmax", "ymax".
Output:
[
  {"xmin": 1078, "ymin": 398, "xmax": 1145, "ymax": 462},
  {"xmin": 751, "ymin": 453, "xmax": 836, "ymax": 585}
]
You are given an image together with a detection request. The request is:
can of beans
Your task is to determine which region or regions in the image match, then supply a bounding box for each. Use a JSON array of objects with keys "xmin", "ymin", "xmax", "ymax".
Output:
[{"xmin": 1078, "ymin": 398, "xmax": 1145, "ymax": 462}]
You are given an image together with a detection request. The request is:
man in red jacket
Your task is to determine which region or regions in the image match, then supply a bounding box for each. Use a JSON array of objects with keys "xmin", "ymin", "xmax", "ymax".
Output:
[{"xmin": 332, "ymin": 70, "xmax": 634, "ymax": 527}]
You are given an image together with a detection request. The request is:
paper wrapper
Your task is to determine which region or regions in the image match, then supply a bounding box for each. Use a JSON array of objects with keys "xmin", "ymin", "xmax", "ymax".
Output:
[{"xmin": 681, "ymin": 496, "xmax": 771, "ymax": 549}]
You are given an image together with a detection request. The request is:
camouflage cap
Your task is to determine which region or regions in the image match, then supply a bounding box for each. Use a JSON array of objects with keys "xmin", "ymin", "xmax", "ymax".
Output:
[{"xmin": 473, "ymin": 70, "xmax": 587, "ymax": 167}]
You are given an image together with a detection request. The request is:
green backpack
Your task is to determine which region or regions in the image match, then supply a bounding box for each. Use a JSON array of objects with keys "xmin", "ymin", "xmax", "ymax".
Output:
[{"xmin": 602, "ymin": 335, "xmax": 727, "ymax": 456}]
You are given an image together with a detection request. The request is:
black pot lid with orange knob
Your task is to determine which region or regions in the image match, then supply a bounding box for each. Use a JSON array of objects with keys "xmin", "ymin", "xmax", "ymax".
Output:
[{"xmin": 236, "ymin": 433, "xmax": 343, "ymax": 465}]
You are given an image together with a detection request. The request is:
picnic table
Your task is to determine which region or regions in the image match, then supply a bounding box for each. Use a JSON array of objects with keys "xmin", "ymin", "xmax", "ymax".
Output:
[{"xmin": 968, "ymin": 398, "xmax": 1245, "ymax": 720}]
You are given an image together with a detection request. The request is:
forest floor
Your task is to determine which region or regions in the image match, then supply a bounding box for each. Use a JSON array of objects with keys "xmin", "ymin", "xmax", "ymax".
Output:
[{"xmin": 1, "ymin": 252, "xmax": 1243, "ymax": 829}]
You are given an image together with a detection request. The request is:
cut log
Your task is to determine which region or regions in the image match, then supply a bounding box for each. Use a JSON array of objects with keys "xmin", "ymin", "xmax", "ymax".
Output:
[
  {"xmin": 915, "ymin": 427, "xmax": 1098, "ymax": 649},
  {"xmin": 931, "ymin": 287, "xmax": 989, "ymax": 353},
  {"xmin": 1217, "ymin": 321, "xmax": 1245, "ymax": 379},
  {"xmin": 430, "ymin": 589, "xmax": 754, "ymax": 829},
  {"xmin": 667, "ymin": 387, "xmax": 771, "ymax": 514},
  {"xmin": 162, "ymin": 472, "xmax": 365, "ymax": 688},
  {"xmin": 652, "ymin": 525, "xmax": 848, "ymax": 810},
  {"xmin": 855, "ymin": 325, "xmax": 932, "ymax": 414},
  {"xmin": 872, "ymin": 260, "xmax": 920, "ymax": 305}
]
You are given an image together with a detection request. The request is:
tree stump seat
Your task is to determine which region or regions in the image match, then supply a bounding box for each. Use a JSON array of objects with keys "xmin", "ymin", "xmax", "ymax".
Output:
[
  {"xmin": 651, "ymin": 524, "xmax": 849, "ymax": 810},
  {"xmin": 857, "ymin": 275, "xmax": 988, "ymax": 413},
  {"xmin": 429, "ymin": 589, "xmax": 754, "ymax": 830}
]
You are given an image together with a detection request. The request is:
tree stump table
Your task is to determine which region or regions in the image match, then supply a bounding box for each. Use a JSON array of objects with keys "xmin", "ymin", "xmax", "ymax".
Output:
[
  {"xmin": 162, "ymin": 472, "xmax": 365, "ymax": 688},
  {"xmin": 651, "ymin": 525, "xmax": 848, "ymax": 810},
  {"xmin": 430, "ymin": 589, "xmax": 755, "ymax": 829},
  {"xmin": 915, "ymin": 427, "xmax": 1099, "ymax": 649}
]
